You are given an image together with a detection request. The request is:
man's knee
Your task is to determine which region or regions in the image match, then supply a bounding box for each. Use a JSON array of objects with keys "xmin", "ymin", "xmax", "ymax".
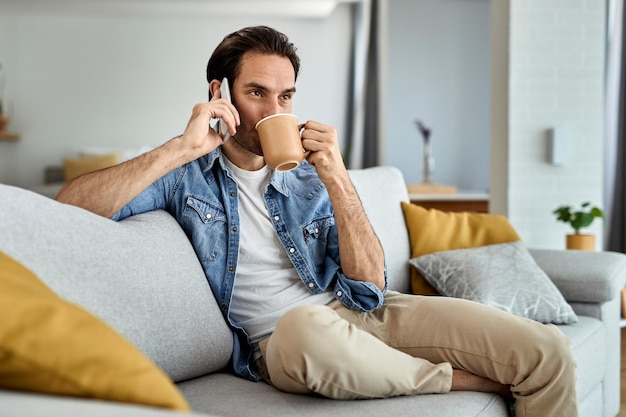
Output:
[
  {"xmin": 523, "ymin": 324, "xmax": 576, "ymax": 384},
  {"xmin": 264, "ymin": 304, "xmax": 343, "ymax": 393},
  {"xmin": 269, "ymin": 304, "xmax": 338, "ymax": 357},
  {"xmin": 546, "ymin": 325, "xmax": 576, "ymax": 372}
]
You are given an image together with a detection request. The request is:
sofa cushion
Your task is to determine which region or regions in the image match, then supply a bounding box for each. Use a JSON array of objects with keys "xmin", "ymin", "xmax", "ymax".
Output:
[
  {"xmin": 401, "ymin": 202, "xmax": 521, "ymax": 295},
  {"xmin": 177, "ymin": 373, "xmax": 508, "ymax": 417},
  {"xmin": 0, "ymin": 185, "xmax": 233, "ymax": 383},
  {"xmin": 0, "ymin": 389, "xmax": 221, "ymax": 417},
  {"xmin": 410, "ymin": 241, "xmax": 577, "ymax": 324},
  {"xmin": 557, "ymin": 316, "xmax": 605, "ymax": 401},
  {"xmin": 349, "ymin": 167, "xmax": 412, "ymax": 292},
  {"xmin": 0, "ymin": 251, "xmax": 189, "ymax": 411}
]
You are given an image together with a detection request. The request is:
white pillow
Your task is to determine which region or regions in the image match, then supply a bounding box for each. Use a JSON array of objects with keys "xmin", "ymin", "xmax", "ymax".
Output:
[{"xmin": 409, "ymin": 241, "xmax": 578, "ymax": 324}]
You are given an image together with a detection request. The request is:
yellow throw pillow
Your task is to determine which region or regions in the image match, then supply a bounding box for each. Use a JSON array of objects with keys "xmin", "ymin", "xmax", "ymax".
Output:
[
  {"xmin": 0, "ymin": 251, "xmax": 190, "ymax": 411},
  {"xmin": 401, "ymin": 202, "xmax": 521, "ymax": 295},
  {"xmin": 63, "ymin": 153, "xmax": 119, "ymax": 181}
]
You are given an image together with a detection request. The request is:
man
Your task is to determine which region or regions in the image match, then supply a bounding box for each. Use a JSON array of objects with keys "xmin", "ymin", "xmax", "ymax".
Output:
[{"xmin": 57, "ymin": 26, "xmax": 577, "ymax": 417}]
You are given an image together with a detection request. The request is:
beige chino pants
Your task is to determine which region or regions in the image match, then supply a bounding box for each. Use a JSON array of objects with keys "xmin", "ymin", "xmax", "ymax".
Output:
[{"xmin": 260, "ymin": 291, "xmax": 578, "ymax": 417}]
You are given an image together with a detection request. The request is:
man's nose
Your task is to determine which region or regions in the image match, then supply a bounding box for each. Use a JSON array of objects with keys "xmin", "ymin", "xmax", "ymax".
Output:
[{"xmin": 263, "ymin": 100, "xmax": 284, "ymax": 118}]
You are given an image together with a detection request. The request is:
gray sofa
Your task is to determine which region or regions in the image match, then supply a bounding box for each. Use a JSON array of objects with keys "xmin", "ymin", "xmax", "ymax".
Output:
[{"xmin": 1, "ymin": 165, "xmax": 625, "ymax": 417}]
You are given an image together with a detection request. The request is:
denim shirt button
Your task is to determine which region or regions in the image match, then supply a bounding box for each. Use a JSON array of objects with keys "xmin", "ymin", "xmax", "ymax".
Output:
[
  {"xmin": 336, "ymin": 290, "xmax": 343, "ymax": 297},
  {"xmin": 289, "ymin": 247, "xmax": 296, "ymax": 253},
  {"xmin": 206, "ymin": 213, "xmax": 212, "ymax": 220},
  {"xmin": 274, "ymin": 215, "xmax": 280, "ymax": 221},
  {"xmin": 232, "ymin": 226, "xmax": 238, "ymax": 233},
  {"xmin": 308, "ymin": 282, "xmax": 315, "ymax": 288},
  {"xmin": 230, "ymin": 192, "xmax": 236, "ymax": 197}
]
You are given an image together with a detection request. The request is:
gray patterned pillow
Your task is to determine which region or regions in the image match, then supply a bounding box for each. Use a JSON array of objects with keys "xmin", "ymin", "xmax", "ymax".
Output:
[{"xmin": 409, "ymin": 241, "xmax": 578, "ymax": 324}]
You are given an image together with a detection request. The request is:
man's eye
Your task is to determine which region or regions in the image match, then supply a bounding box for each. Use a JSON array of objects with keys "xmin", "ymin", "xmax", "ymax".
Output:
[
  {"xmin": 251, "ymin": 90, "xmax": 262, "ymax": 97},
  {"xmin": 281, "ymin": 94, "xmax": 292, "ymax": 100}
]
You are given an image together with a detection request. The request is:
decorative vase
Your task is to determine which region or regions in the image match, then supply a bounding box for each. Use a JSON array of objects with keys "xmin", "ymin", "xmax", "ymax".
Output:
[
  {"xmin": 422, "ymin": 142, "xmax": 435, "ymax": 184},
  {"xmin": 566, "ymin": 234, "xmax": 595, "ymax": 251}
]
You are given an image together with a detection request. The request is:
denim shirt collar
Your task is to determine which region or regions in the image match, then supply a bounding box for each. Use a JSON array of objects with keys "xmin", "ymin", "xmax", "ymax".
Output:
[{"xmin": 204, "ymin": 148, "xmax": 290, "ymax": 196}]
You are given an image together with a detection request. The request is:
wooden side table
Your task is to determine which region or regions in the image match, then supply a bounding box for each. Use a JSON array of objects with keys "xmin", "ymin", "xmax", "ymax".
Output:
[
  {"xmin": 0, "ymin": 131, "xmax": 20, "ymax": 141},
  {"xmin": 409, "ymin": 192, "xmax": 490, "ymax": 213}
]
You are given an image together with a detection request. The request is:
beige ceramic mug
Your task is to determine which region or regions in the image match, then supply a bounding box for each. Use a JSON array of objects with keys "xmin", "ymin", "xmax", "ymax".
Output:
[{"xmin": 255, "ymin": 113, "xmax": 310, "ymax": 171}]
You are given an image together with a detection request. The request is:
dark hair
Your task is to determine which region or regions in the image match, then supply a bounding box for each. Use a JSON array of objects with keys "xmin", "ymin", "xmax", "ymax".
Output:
[{"xmin": 206, "ymin": 26, "xmax": 300, "ymax": 98}]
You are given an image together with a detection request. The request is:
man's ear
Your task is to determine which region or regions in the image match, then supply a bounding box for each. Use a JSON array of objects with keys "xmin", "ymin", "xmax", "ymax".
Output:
[{"xmin": 208, "ymin": 79, "xmax": 221, "ymax": 99}]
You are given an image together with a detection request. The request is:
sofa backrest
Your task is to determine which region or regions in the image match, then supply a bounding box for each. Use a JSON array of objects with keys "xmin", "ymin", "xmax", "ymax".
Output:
[
  {"xmin": 348, "ymin": 166, "xmax": 411, "ymax": 292},
  {"xmin": 0, "ymin": 185, "xmax": 233, "ymax": 383},
  {"xmin": 0, "ymin": 166, "xmax": 411, "ymax": 382}
]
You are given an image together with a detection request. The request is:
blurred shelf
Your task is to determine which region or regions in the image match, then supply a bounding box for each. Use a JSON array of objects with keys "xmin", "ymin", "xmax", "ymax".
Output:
[
  {"xmin": 409, "ymin": 191, "xmax": 490, "ymax": 213},
  {"xmin": 0, "ymin": 131, "xmax": 20, "ymax": 141}
]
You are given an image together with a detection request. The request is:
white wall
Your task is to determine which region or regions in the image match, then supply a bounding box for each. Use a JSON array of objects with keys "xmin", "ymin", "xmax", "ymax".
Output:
[
  {"xmin": 0, "ymin": 3, "xmax": 352, "ymax": 187},
  {"xmin": 385, "ymin": 0, "xmax": 491, "ymax": 191},
  {"xmin": 491, "ymin": 0, "xmax": 606, "ymax": 250},
  {"xmin": 1, "ymin": 1, "xmax": 609, "ymax": 251},
  {"xmin": 385, "ymin": 0, "xmax": 606, "ymax": 250}
]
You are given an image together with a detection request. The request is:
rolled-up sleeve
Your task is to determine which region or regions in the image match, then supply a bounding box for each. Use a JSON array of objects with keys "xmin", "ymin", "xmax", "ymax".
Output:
[
  {"xmin": 332, "ymin": 265, "xmax": 388, "ymax": 312},
  {"xmin": 111, "ymin": 166, "xmax": 184, "ymax": 222}
]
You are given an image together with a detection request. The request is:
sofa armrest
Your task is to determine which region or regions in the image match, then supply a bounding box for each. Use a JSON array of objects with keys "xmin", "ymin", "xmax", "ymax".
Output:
[{"xmin": 529, "ymin": 248, "xmax": 626, "ymax": 304}]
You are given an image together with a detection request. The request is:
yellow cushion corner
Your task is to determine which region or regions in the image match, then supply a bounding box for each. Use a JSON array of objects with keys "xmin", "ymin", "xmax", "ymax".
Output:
[
  {"xmin": 400, "ymin": 202, "xmax": 521, "ymax": 295},
  {"xmin": 0, "ymin": 251, "xmax": 190, "ymax": 412},
  {"xmin": 63, "ymin": 153, "xmax": 119, "ymax": 182}
]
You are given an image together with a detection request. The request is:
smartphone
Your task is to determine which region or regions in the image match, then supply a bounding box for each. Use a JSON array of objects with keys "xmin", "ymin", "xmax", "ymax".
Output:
[
  {"xmin": 209, "ymin": 77, "xmax": 232, "ymax": 142},
  {"xmin": 218, "ymin": 77, "xmax": 231, "ymax": 142}
]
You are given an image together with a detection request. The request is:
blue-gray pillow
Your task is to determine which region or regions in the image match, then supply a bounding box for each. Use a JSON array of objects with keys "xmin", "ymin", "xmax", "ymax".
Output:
[{"xmin": 409, "ymin": 241, "xmax": 578, "ymax": 324}]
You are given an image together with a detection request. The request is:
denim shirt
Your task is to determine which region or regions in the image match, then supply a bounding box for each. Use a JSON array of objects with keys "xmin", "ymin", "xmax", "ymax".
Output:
[{"xmin": 112, "ymin": 149, "xmax": 387, "ymax": 380}]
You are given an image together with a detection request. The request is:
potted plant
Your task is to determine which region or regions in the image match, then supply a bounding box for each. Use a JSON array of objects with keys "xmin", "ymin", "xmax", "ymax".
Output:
[{"xmin": 553, "ymin": 202, "xmax": 604, "ymax": 251}]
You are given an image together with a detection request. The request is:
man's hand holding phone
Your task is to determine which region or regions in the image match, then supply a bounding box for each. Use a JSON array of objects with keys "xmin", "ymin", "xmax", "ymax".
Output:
[
  {"xmin": 209, "ymin": 77, "xmax": 234, "ymax": 142},
  {"xmin": 178, "ymin": 78, "xmax": 238, "ymax": 164}
]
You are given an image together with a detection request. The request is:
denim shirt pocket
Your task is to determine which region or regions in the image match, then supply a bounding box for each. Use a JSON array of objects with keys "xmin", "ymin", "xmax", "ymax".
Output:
[
  {"xmin": 182, "ymin": 195, "xmax": 228, "ymax": 263},
  {"xmin": 302, "ymin": 215, "xmax": 336, "ymax": 274}
]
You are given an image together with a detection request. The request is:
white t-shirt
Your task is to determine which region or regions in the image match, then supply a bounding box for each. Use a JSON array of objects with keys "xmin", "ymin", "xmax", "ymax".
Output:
[{"xmin": 224, "ymin": 157, "xmax": 333, "ymax": 360}]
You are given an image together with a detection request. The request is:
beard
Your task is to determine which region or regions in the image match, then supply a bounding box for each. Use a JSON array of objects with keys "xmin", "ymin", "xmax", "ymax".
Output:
[{"xmin": 229, "ymin": 117, "xmax": 264, "ymax": 157}]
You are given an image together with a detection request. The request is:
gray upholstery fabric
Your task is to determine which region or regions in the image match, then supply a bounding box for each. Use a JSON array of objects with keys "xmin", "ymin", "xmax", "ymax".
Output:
[
  {"xmin": 558, "ymin": 316, "xmax": 606, "ymax": 401},
  {"xmin": 0, "ymin": 185, "xmax": 232, "ymax": 382},
  {"xmin": 579, "ymin": 386, "xmax": 604, "ymax": 417},
  {"xmin": 348, "ymin": 166, "xmax": 411, "ymax": 292},
  {"xmin": 0, "ymin": 390, "xmax": 218, "ymax": 417},
  {"xmin": 584, "ymin": 297, "xmax": 623, "ymax": 417},
  {"xmin": 177, "ymin": 373, "xmax": 508, "ymax": 417},
  {"xmin": 532, "ymin": 247, "xmax": 625, "ymax": 416},
  {"xmin": 411, "ymin": 241, "xmax": 578, "ymax": 324},
  {"xmin": 529, "ymin": 248, "xmax": 626, "ymax": 302},
  {"xmin": 2, "ymin": 165, "xmax": 626, "ymax": 417}
]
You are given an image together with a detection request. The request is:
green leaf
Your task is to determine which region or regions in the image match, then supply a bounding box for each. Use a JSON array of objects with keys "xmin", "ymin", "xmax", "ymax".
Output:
[{"xmin": 552, "ymin": 202, "xmax": 604, "ymax": 233}]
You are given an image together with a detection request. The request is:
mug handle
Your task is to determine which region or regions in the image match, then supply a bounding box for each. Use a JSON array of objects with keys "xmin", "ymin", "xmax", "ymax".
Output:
[{"xmin": 298, "ymin": 123, "xmax": 312, "ymax": 158}]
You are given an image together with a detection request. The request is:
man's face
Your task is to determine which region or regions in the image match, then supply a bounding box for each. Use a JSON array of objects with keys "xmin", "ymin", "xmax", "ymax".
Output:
[{"xmin": 229, "ymin": 52, "xmax": 297, "ymax": 156}]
